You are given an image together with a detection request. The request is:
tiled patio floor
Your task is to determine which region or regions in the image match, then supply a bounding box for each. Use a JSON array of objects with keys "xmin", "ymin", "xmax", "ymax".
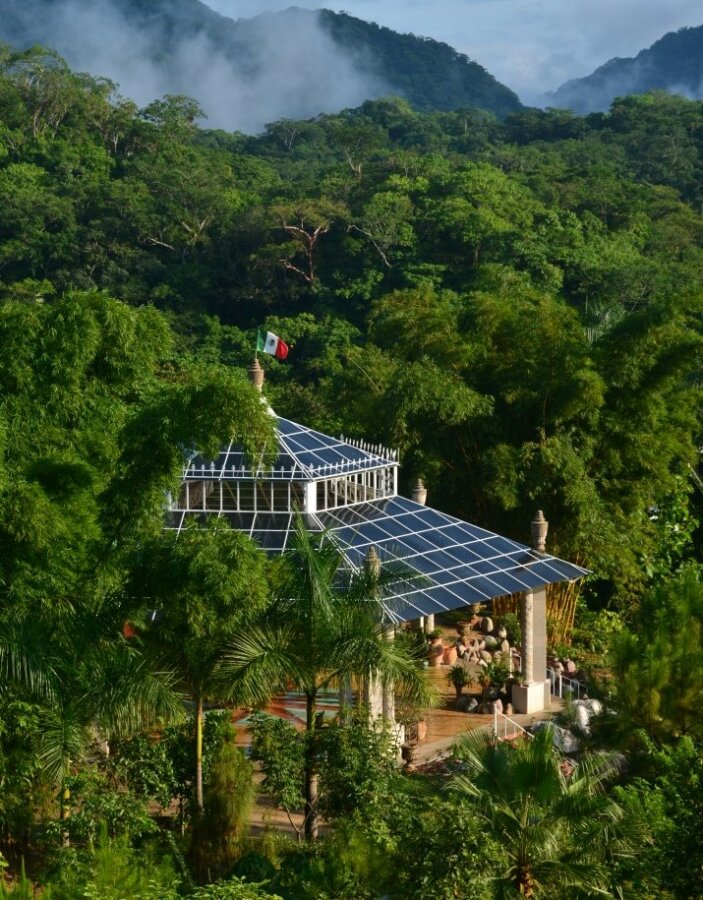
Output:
[{"xmin": 232, "ymin": 662, "xmax": 561, "ymax": 762}]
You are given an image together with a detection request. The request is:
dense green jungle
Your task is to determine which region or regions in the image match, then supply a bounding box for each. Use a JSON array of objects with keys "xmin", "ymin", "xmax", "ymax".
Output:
[{"xmin": 2, "ymin": 44, "xmax": 703, "ymax": 898}]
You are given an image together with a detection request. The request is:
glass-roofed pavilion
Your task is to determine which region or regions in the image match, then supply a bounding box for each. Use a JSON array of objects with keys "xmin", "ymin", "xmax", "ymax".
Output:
[{"xmin": 167, "ymin": 359, "xmax": 588, "ymax": 715}]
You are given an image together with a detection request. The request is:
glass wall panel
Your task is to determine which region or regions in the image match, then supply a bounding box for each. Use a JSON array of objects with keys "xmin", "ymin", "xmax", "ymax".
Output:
[
  {"xmin": 222, "ymin": 482, "xmax": 238, "ymax": 511},
  {"xmin": 205, "ymin": 482, "xmax": 220, "ymax": 511}
]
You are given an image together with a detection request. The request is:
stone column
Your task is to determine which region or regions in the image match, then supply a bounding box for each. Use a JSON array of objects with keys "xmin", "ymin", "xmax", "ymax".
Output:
[
  {"xmin": 411, "ymin": 480, "xmax": 433, "ymax": 633},
  {"xmin": 521, "ymin": 590, "xmax": 534, "ymax": 684},
  {"xmin": 513, "ymin": 511, "xmax": 549, "ymax": 715},
  {"xmin": 365, "ymin": 546, "xmax": 385, "ymax": 720}
]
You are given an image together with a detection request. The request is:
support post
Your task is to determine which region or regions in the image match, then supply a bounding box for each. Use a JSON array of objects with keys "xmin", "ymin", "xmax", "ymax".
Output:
[{"xmin": 513, "ymin": 511, "xmax": 549, "ymax": 715}]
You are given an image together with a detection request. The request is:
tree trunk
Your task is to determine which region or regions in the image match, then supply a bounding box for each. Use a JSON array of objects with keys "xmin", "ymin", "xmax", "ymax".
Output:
[
  {"xmin": 195, "ymin": 693, "xmax": 204, "ymax": 814},
  {"xmin": 304, "ymin": 691, "xmax": 319, "ymax": 841},
  {"xmin": 517, "ymin": 863, "xmax": 535, "ymax": 898}
]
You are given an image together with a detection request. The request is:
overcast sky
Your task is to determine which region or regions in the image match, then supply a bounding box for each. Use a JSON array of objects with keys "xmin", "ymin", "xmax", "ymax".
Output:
[{"xmin": 205, "ymin": 0, "xmax": 702, "ymax": 100}]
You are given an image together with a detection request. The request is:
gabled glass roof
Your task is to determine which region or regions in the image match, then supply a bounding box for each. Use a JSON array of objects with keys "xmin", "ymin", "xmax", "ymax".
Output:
[
  {"xmin": 167, "ymin": 495, "xmax": 588, "ymax": 625},
  {"xmin": 184, "ymin": 416, "xmax": 395, "ymax": 481}
]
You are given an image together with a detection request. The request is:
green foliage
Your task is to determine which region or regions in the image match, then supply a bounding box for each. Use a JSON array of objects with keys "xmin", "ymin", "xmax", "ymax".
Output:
[
  {"xmin": 45, "ymin": 828, "xmax": 181, "ymax": 900},
  {"xmin": 495, "ymin": 613, "xmax": 521, "ymax": 647},
  {"xmin": 451, "ymin": 726, "xmax": 645, "ymax": 897},
  {"xmin": 191, "ymin": 728, "xmax": 255, "ymax": 875},
  {"xmin": 316, "ymin": 714, "xmax": 400, "ymax": 821},
  {"xmin": 249, "ymin": 714, "xmax": 305, "ymax": 816},
  {"xmin": 446, "ymin": 664, "xmax": 473, "ymax": 690},
  {"xmin": 49, "ymin": 768, "xmax": 156, "ymax": 848},
  {"xmin": 607, "ymin": 568, "xmax": 703, "ymax": 743}
]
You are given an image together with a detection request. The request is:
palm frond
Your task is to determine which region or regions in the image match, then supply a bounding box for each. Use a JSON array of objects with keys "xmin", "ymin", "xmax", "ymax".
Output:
[{"xmin": 218, "ymin": 623, "xmax": 303, "ymax": 706}]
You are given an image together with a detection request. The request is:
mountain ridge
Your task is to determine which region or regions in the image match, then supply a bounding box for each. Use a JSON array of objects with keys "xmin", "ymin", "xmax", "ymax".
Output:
[
  {"xmin": 549, "ymin": 24, "xmax": 703, "ymax": 114},
  {"xmin": 0, "ymin": 0, "xmax": 522, "ymax": 131}
]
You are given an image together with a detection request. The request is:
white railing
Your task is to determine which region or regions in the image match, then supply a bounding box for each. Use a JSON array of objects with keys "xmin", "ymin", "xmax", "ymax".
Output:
[
  {"xmin": 546, "ymin": 667, "xmax": 583, "ymax": 700},
  {"xmin": 492, "ymin": 708, "xmax": 533, "ymax": 742}
]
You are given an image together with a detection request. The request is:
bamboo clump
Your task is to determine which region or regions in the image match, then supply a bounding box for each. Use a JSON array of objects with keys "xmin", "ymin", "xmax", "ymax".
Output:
[{"xmin": 490, "ymin": 575, "xmax": 582, "ymax": 649}]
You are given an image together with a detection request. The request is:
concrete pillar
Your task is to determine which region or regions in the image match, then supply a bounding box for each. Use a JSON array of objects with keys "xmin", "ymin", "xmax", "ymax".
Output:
[
  {"xmin": 513, "ymin": 511, "xmax": 549, "ymax": 715},
  {"xmin": 382, "ymin": 625, "xmax": 396, "ymax": 723},
  {"xmin": 410, "ymin": 480, "xmax": 431, "ymax": 635},
  {"xmin": 365, "ymin": 545, "xmax": 385, "ymax": 720},
  {"xmin": 521, "ymin": 590, "xmax": 534, "ymax": 684}
]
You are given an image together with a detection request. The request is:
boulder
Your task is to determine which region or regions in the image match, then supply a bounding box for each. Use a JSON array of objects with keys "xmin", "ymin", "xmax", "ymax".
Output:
[
  {"xmin": 481, "ymin": 616, "xmax": 494, "ymax": 634},
  {"xmin": 480, "ymin": 650, "xmax": 493, "ymax": 663},
  {"xmin": 565, "ymin": 658, "xmax": 577, "ymax": 675},
  {"xmin": 465, "ymin": 697, "xmax": 479, "ymax": 713},
  {"xmin": 493, "ymin": 698, "xmax": 503, "ymax": 714},
  {"xmin": 484, "ymin": 635, "xmax": 498, "ymax": 650},
  {"xmin": 500, "ymin": 639, "xmax": 511, "ymax": 655},
  {"xmin": 496, "ymin": 626, "xmax": 508, "ymax": 640}
]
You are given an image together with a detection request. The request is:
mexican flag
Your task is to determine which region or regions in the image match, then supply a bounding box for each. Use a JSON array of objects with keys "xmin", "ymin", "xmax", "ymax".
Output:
[{"xmin": 256, "ymin": 329, "xmax": 289, "ymax": 361}]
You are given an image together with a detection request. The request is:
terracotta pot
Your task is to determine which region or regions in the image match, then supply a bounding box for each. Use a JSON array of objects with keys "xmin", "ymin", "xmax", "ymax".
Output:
[
  {"xmin": 443, "ymin": 646, "xmax": 458, "ymax": 665},
  {"xmin": 428, "ymin": 638, "xmax": 444, "ymax": 667}
]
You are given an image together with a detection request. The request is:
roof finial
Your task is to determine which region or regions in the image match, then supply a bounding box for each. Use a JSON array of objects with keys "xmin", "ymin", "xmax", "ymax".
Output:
[
  {"xmin": 411, "ymin": 478, "xmax": 427, "ymax": 506},
  {"xmin": 531, "ymin": 509, "xmax": 548, "ymax": 553},
  {"xmin": 248, "ymin": 357, "xmax": 264, "ymax": 392},
  {"xmin": 365, "ymin": 545, "xmax": 381, "ymax": 578}
]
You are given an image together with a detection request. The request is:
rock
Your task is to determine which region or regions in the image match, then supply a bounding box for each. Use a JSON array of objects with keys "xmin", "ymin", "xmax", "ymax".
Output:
[
  {"xmin": 553, "ymin": 661, "xmax": 565, "ymax": 675},
  {"xmin": 481, "ymin": 616, "xmax": 494, "ymax": 634},
  {"xmin": 455, "ymin": 695, "xmax": 470, "ymax": 712},
  {"xmin": 484, "ymin": 635, "xmax": 498, "ymax": 650},
  {"xmin": 465, "ymin": 697, "xmax": 479, "ymax": 712},
  {"xmin": 565, "ymin": 659, "xmax": 577, "ymax": 675},
  {"xmin": 500, "ymin": 639, "xmax": 511, "ymax": 655},
  {"xmin": 493, "ymin": 698, "xmax": 503, "ymax": 714},
  {"xmin": 505, "ymin": 703, "xmax": 513, "ymax": 716},
  {"xmin": 478, "ymin": 639, "xmax": 486, "ymax": 651},
  {"xmin": 585, "ymin": 699, "xmax": 603, "ymax": 716},
  {"xmin": 496, "ymin": 626, "xmax": 508, "ymax": 640},
  {"xmin": 574, "ymin": 702, "xmax": 590, "ymax": 732},
  {"xmin": 480, "ymin": 650, "xmax": 493, "ymax": 663}
]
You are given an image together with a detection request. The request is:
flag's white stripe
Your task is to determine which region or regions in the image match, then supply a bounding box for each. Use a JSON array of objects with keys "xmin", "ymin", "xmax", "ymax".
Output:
[{"xmin": 264, "ymin": 332, "xmax": 279, "ymax": 355}]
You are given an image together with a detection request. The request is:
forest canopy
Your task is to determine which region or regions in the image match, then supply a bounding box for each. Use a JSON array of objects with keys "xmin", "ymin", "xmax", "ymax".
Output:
[{"xmin": 0, "ymin": 44, "xmax": 702, "ymax": 605}]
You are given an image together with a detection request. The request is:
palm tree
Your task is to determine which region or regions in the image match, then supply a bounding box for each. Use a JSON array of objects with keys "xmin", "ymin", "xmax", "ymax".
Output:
[
  {"xmin": 449, "ymin": 726, "xmax": 643, "ymax": 898},
  {"xmin": 219, "ymin": 516, "xmax": 433, "ymax": 840}
]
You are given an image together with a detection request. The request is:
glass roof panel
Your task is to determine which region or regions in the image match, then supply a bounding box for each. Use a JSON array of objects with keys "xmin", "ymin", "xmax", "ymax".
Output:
[
  {"xmin": 184, "ymin": 416, "xmax": 396, "ymax": 482},
  {"xmin": 314, "ymin": 497, "xmax": 589, "ymax": 623}
]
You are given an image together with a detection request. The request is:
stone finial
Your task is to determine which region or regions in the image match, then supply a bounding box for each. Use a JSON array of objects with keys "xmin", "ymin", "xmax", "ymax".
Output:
[
  {"xmin": 365, "ymin": 544, "xmax": 381, "ymax": 578},
  {"xmin": 248, "ymin": 357, "xmax": 264, "ymax": 392},
  {"xmin": 411, "ymin": 478, "xmax": 427, "ymax": 506},
  {"xmin": 531, "ymin": 509, "xmax": 548, "ymax": 553}
]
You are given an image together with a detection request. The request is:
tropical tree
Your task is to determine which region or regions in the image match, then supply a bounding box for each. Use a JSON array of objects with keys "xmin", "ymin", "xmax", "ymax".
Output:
[
  {"xmin": 449, "ymin": 726, "xmax": 644, "ymax": 898},
  {"xmin": 219, "ymin": 516, "xmax": 433, "ymax": 840},
  {"xmin": 606, "ymin": 567, "xmax": 703, "ymax": 744},
  {"xmin": 130, "ymin": 519, "xmax": 271, "ymax": 816}
]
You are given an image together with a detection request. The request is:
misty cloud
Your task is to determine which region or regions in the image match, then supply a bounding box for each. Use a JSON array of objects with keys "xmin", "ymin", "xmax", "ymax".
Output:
[
  {"xmin": 208, "ymin": 0, "xmax": 703, "ymax": 102},
  {"xmin": 1, "ymin": 0, "xmax": 390, "ymax": 133}
]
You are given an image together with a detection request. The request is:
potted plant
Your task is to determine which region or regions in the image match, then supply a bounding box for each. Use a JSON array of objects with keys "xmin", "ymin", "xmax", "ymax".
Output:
[
  {"xmin": 446, "ymin": 665, "xmax": 474, "ymax": 704},
  {"xmin": 479, "ymin": 660, "xmax": 510, "ymax": 711}
]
